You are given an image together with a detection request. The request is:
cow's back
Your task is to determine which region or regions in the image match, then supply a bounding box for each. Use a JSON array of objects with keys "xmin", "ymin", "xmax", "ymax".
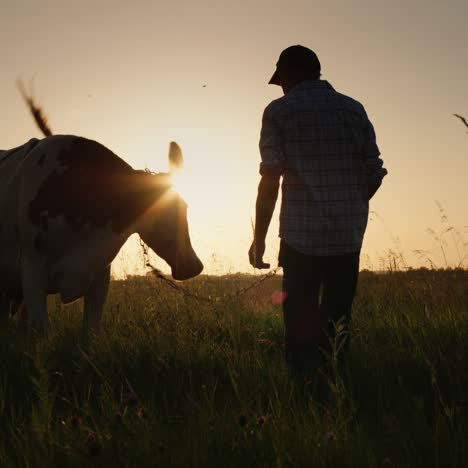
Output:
[
  {"xmin": 1, "ymin": 136, "xmax": 89, "ymax": 274},
  {"xmin": 0, "ymin": 137, "xmax": 42, "ymax": 235},
  {"xmin": 0, "ymin": 138, "xmax": 40, "ymax": 192},
  {"xmin": 0, "ymin": 138, "xmax": 42, "ymax": 295}
]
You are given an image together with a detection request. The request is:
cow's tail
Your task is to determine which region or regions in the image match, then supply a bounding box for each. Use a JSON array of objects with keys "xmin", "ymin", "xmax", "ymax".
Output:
[{"xmin": 17, "ymin": 79, "xmax": 54, "ymax": 137}]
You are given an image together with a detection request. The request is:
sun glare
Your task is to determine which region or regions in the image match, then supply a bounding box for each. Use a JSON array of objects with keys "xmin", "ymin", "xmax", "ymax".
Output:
[
  {"xmin": 169, "ymin": 164, "xmax": 226, "ymax": 227},
  {"xmin": 171, "ymin": 169, "xmax": 194, "ymax": 203}
]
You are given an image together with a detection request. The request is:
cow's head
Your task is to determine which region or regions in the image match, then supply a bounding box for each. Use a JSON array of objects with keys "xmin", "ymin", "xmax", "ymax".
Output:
[{"xmin": 137, "ymin": 143, "xmax": 203, "ymax": 280}]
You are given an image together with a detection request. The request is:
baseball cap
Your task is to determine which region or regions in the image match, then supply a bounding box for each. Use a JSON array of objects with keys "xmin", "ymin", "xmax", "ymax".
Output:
[{"xmin": 269, "ymin": 45, "xmax": 321, "ymax": 85}]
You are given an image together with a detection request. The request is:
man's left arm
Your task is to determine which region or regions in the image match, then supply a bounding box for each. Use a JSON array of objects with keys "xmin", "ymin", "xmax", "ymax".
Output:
[{"xmin": 360, "ymin": 109, "xmax": 387, "ymax": 199}]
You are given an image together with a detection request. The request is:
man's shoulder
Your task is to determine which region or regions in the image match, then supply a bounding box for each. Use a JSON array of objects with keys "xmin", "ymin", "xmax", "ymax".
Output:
[
  {"xmin": 264, "ymin": 95, "xmax": 289, "ymax": 116},
  {"xmin": 332, "ymin": 90, "xmax": 366, "ymax": 115},
  {"xmin": 263, "ymin": 84, "xmax": 368, "ymax": 118}
]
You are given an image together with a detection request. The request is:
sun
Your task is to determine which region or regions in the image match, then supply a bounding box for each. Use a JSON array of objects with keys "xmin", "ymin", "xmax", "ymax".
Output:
[
  {"xmin": 171, "ymin": 168, "xmax": 194, "ymax": 203},
  {"xmin": 169, "ymin": 165, "xmax": 226, "ymax": 227}
]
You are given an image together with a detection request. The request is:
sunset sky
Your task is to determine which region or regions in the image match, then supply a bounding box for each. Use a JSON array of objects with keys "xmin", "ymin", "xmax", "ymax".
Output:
[{"xmin": 1, "ymin": 0, "xmax": 467, "ymax": 276}]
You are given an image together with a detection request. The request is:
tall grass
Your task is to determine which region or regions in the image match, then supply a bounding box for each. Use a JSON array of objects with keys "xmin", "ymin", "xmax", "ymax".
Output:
[{"xmin": 1, "ymin": 268, "xmax": 467, "ymax": 467}]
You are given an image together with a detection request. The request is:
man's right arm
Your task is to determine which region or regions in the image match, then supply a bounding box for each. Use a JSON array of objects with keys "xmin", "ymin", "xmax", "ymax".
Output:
[
  {"xmin": 248, "ymin": 102, "xmax": 286, "ymax": 268},
  {"xmin": 249, "ymin": 173, "xmax": 280, "ymax": 269}
]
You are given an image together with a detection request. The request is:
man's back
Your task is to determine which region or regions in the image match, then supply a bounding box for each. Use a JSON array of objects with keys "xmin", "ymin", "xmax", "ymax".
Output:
[
  {"xmin": 249, "ymin": 45, "xmax": 387, "ymax": 375},
  {"xmin": 260, "ymin": 80, "xmax": 386, "ymax": 255}
]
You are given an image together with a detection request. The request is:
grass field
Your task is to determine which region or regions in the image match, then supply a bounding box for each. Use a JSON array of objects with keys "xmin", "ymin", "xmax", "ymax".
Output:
[{"xmin": 1, "ymin": 269, "xmax": 467, "ymax": 467}]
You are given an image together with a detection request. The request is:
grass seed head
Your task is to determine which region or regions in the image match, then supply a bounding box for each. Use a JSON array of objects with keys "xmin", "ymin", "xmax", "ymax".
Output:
[{"xmin": 137, "ymin": 407, "xmax": 147, "ymax": 419}]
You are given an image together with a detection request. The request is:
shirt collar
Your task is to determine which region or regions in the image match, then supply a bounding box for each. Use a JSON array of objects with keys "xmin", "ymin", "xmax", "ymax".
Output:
[{"xmin": 292, "ymin": 80, "xmax": 335, "ymax": 92}]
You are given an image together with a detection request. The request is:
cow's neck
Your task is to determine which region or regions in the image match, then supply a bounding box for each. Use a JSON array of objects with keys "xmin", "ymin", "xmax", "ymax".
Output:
[{"xmin": 115, "ymin": 170, "xmax": 171, "ymax": 235}]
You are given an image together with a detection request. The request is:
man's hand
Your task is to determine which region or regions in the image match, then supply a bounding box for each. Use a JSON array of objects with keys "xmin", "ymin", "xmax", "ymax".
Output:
[
  {"xmin": 249, "ymin": 173, "xmax": 280, "ymax": 270},
  {"xmin": 248, "ymin": 239, "xmax": 270, "ymax": 269}
]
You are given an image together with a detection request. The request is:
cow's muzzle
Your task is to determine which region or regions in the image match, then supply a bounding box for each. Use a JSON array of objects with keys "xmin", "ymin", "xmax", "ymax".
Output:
[{"xmin": 172, "ymin": 255, "xmax": 203, "ymax": 281}]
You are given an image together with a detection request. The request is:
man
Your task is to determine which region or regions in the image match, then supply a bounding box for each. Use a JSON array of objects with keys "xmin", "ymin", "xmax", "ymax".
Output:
[{"xmin": 249, "ymin": 45, "xmax": 387, "ymax": 374}]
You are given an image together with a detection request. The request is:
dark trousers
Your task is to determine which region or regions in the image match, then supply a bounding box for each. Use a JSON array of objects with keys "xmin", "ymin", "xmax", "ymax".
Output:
[{"xmin": 279, "ymin": 241, "xmax": 360, "ymax": 367}]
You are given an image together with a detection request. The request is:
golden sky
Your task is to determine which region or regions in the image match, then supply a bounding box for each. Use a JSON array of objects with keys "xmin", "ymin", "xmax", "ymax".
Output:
[{"xmin": 1, "ymin": 0, "xmax": 468, "ymax": 275}]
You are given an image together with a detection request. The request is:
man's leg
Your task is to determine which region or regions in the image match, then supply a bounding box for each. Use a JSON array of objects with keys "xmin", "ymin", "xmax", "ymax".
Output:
[
  {"xmin": 280, "ymin": 242, "xmax": 323, "ymax": 374},
  {"xmin": 320, "ymin": 252, "xmax": 360, "ymax": 357}
]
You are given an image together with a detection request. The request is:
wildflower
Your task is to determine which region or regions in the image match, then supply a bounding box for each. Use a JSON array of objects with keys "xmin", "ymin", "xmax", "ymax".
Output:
[{"xmin": 257, "ymin": 415, "xmax": 267, "ymax": 426}]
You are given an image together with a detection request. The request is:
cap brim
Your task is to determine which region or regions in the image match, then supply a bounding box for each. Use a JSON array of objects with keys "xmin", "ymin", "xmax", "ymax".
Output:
[{"xmin": 268, "ymin": 69, "xmax": 280, "ymax": 85}]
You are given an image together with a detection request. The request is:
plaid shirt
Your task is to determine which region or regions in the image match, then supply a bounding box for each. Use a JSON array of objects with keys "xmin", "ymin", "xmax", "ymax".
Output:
[{"xmin": 259, "ymin": 80, "xmax": 387, "ymax": 256}]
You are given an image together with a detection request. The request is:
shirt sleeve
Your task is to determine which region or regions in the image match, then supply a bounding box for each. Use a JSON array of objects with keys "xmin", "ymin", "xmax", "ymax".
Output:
[
  {"xmin": 348, "ymin": 105, "xmax": 387, "ymax": 185},
  {"xmin": 360, "ymin": 109, "xmax": 387, "ymax": 186},
  {"xmin": 259, "ymin": 103, "xmax": 286, "ymax": 177}
]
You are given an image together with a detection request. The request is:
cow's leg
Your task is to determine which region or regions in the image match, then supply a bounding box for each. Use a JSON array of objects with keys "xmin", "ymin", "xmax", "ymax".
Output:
[
  {"xmin": 18, "ymin": 303, "xmax": 28, "ymax": 321},
  {"xmin": 10, "ymin": 295, "xmax": 24, "ymax": 318},
  {"xmin": 11, "ymin": 297, "xmax": 28, "ymax": 321},
  {"xmin": 21, "ymin": 259, "xmax": 49, "ymax": 333},
  {"xmin": 83, "ymin": 265, "xmax": 111, "ymax": 332}
]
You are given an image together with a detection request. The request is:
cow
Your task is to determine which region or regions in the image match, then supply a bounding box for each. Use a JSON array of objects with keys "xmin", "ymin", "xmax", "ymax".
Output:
[{"xmin": 0, "ymin": 134, "xmax": 203, "ymax": 333}]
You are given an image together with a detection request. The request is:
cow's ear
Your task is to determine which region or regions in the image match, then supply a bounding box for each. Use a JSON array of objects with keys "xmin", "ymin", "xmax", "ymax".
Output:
[{"xmin": 168, "ymin": 142, "xmax": 184, "ymax": 172}]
